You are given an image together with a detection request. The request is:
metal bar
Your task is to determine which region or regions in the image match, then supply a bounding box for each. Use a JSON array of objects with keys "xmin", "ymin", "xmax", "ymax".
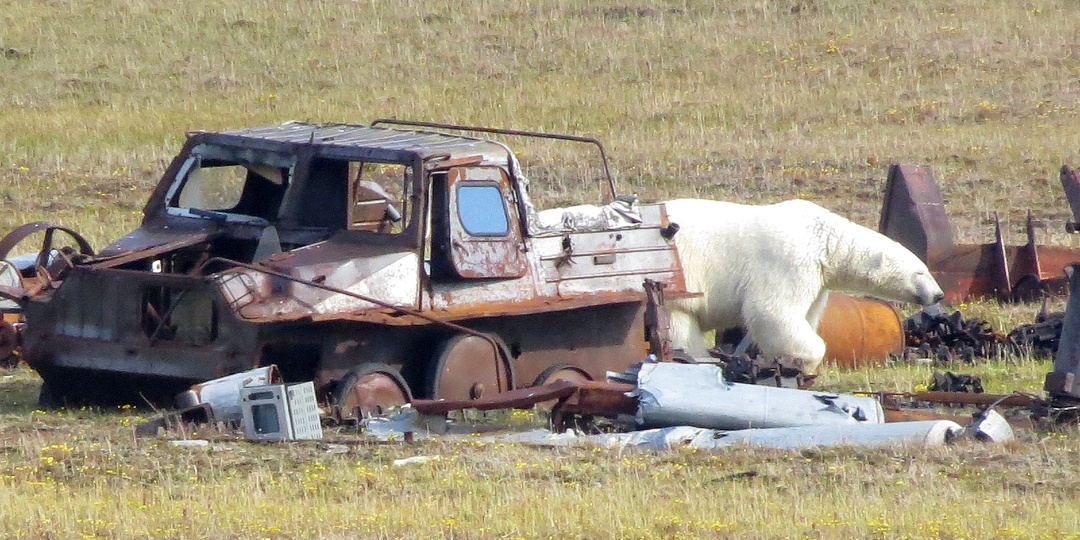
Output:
[
  {"xmin": 537, "ymin": 244, "xmax": 672, "ymax": 260},
  {"xmin": 370, "ymin": 118, "xmax": 618, "ymax": 201},
  {"xmin": 411, "ymin": 379, "xmax": 580, "ymax": 414},
  {"xmin": 200, "ymin": 257, "xmax": 511, "ymax": 392},
  {"xmin": 912, "ymin": 391, "xmax": 1034, "ymax": 407},
  {"xmin": 543, "ymin": 269, "xmax": 680, "ymax": 284},
  {"xmin": 864, "ymin": 391, "xmax": 1036, "ymax": 408}
]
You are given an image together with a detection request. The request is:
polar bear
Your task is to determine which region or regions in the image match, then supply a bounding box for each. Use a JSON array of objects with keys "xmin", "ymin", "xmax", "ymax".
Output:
[{"xmin": 664, "ymin": 198, "xmax": 944, "ymax": 374}]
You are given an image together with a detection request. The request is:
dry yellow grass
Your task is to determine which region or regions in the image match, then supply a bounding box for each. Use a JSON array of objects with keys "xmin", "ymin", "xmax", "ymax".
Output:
[
  {"xmin": 1, "ymin": 359, "xmax": 1079, "ymax": 539},
  {"xmin": 2, "ymin": 0, "xmax": 1079, "ymax": 247},
  {"xmin": 3, "ymin": 0, "xmax": 1080, "ymax": 537}
]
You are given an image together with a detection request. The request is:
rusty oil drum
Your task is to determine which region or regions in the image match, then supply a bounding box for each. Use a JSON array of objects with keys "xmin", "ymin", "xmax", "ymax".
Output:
[{"xmin": 817, "ymin": 292, "xmax": 904, "ymax": 369}]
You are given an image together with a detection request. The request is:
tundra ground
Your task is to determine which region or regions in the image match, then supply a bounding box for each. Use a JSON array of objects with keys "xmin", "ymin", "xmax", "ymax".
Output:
[{"xmin": 3, "ymin": 0, "xmax": 1080, "ymax": 537}]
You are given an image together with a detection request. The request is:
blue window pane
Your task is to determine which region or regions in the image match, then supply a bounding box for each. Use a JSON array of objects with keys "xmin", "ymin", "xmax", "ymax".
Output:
[{"xmin": 458, "ymin": 185, "xmax": 509, "ymax": 236}]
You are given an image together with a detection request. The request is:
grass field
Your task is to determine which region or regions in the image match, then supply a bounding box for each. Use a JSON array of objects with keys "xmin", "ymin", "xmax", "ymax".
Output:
[{"xmin": 4, "ymin": 0, "xmax": 1080, "ymax": 537}]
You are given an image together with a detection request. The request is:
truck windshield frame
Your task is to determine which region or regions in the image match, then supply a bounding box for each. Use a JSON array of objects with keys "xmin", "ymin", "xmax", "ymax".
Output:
[{"xmin": 163, "ymin": 143, "xmax": 297, "ymax": 226}]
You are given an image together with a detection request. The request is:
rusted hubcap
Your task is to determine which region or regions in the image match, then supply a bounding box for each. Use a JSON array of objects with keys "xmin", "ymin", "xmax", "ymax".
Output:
[
  {"xmin": 531, "ymin": 364, "xmax": 591, "ymax": 408},
  {"xmin": 337, "ymin": 365, "xmax": 411, "ymax": 419},
  {"xmin": 428, "ymin": 334, "xmax": 512, "ymax": 401},
  {"xmin": 533, "ymin": 364, "xmax": 591, "ymax": 387}
]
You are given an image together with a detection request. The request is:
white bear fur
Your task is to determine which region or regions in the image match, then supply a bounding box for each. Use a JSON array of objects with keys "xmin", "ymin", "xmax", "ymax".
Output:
[{"xmin": 664, "ymin": 198, "xmax": 944, "ymax": 374}]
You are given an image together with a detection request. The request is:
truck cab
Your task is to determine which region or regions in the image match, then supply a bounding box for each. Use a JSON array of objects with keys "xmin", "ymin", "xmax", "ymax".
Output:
[{"xmin": 9, "ymin": 121, "xmax": 688, "ymax": 415}]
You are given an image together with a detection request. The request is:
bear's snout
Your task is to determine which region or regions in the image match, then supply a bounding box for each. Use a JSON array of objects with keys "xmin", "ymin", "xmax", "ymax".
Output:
[
  {"xmin": 916, "ymin": 283, "xmax": 945, "ymax": 305},
  {"xmin": 911, "ymin": 271, "xmax": 944, "ymax": 305}
]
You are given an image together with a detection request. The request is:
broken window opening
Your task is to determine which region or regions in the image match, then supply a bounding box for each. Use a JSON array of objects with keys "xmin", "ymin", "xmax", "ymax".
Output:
[
  {"xmin": 141, "ymin": 286, "xmax": 217, "ymax": 345},
  {"xmin": 347, "ymin": 162, "xmax": 410, "ymax": 234},
  {"xmin": 166, "ymin": 144, "xmax": 295, "ymax": 226}
]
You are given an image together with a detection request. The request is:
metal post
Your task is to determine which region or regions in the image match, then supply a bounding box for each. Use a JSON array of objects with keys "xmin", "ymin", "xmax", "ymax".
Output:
[{"xmin": 1045, "ymin": 264, "xmax": 1080, "ymax": 399}]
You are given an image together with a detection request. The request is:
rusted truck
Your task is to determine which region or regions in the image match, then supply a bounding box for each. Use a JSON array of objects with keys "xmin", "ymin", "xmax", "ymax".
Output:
[{"xmin": 0, "ymin": 120, "xmax": 689, "ymax": 414}]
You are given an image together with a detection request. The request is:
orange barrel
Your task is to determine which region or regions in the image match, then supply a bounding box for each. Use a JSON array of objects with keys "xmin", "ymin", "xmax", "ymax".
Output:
[{"xmin": 816, "ymin": 292, "xmax": 904, "ymax": 369}]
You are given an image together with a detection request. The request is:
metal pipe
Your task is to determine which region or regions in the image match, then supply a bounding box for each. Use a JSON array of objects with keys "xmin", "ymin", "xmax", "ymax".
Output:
[{"xmin": 591, "ymin": 420, "xmax": 964, "ymax": 451}]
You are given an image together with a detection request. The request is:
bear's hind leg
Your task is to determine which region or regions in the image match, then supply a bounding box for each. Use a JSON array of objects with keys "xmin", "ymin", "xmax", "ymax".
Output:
[{"xmin": 668, "ymin": 308, "xmax": 711, "ymax": 358}]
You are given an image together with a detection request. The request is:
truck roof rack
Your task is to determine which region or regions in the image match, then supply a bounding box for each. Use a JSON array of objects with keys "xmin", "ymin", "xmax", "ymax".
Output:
[{"xmin": 370, "ymin": 118, "xmax": 618, "ymax": 200}]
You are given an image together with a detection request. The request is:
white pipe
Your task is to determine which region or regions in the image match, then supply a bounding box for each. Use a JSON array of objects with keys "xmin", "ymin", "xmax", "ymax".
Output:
[
  {"xmin": 633, "ymin": 362, "xmax": 884, "ymax": 430},
  {"xmin": 594, "ymin": 420, "xmax": 963, "ymax": 451}
]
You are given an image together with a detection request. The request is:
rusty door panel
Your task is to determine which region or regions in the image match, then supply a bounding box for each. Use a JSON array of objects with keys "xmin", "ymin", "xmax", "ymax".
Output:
[{"xmin": 445, "ymin": 167, "xmax": 528, "ymax": 279}]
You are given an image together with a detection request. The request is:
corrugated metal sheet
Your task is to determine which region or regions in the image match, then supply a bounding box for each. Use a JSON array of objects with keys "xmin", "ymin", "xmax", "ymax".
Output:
[{"xmin": 216, "ymin": 122, "xmax": 512, "ymax": 166}]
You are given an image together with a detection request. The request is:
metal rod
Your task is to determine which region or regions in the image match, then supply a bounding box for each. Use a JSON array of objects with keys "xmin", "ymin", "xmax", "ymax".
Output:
[
  {"xmin": 199, "ymin": 257, "xmax": 510, "ymax": 393},
  {"xmin": 370, "ymin": 118, "xmax": 618, "ymax": 200}
]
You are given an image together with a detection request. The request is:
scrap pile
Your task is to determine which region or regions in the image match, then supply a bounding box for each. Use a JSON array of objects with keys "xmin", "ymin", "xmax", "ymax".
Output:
[
  {"xmin": 393, "ymin": 361, "xmax": 1014, "ymax": 451},
  {"xmin": 903, "ymin": 306, "xmax": 1007, "ymax": 362},
  {"xmin": 1007, "ymin": 308, "xmax": 1065, "ymax": 358}
]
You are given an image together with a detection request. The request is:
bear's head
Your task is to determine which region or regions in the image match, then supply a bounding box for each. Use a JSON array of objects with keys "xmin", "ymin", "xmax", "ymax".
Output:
[{"xmin": 861, "ymin": 248, "xmax": 945, "ymax": 306}]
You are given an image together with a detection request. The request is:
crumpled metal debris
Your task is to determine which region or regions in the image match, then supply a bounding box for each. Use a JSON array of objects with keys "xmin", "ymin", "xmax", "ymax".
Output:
[
  {"xmin": 928, "ymin": 371, "xmax": 984, "ymax": 394},
  {"xmin": 534, "ymin": 195, "xmax": 643, "ymax": 234},
  {"xmin": 175, "ymin": 365, "xmax": 282, "ymax": 425},
  {"xmin": 711, "ymin": 352, "xmax": 808, "ymax": 389},
  {"xmin": 966, "ymin": 409, "xmax": 1014, "ymax": 442},
  {"xmin": 1008, "ymin": 307, "xmax": 1064, "ymax": 358},
  {"xmin": 904, "ymin": 305, "xmax": 1007, "ymax": 362}
]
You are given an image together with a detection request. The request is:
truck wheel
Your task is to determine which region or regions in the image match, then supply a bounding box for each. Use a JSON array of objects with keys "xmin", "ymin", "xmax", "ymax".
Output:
[
  {"xmin": 531, "ymin": 364, "xmax": 591, "ymax": 387},
  {"xmin": 334, "ymin": 363, "xmax": 412, "ymax": 420},
  {"xmin": 426, "ymin": 334, "xmax": 513, "ymax": 401}
]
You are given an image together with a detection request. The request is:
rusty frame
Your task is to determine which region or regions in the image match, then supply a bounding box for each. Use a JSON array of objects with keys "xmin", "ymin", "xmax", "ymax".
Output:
[{"xmin": 371, "ymin": 118, "xmax": 619, "ymax": 201}]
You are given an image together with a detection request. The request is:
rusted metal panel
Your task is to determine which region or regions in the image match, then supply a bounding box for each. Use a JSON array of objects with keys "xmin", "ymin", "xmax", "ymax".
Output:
[
  {"xmin": 879, "ymin": 164, "xmax": 955, "ymax": 265},
  {"xmin": 1061, "ymin": 166, "xmax": 1080, "ymax": 232},
  {"xmin": 1046, "ymin": 264, "xmax": 1080, "ymax": 400},
  {"xmin": 880, "ymin": 163, "xmax": 1080, "ymax": 302}
]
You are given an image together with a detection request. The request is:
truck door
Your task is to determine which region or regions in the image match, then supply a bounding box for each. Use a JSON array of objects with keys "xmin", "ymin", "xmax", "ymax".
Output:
[{"xmin": 434, "ymin": 166, "xmax": 527, "ymax": 279}]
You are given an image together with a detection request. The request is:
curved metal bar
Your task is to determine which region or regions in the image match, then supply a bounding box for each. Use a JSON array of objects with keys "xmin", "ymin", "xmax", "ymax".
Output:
[{"xmin": 0, "ymin": 222, "xmax": 95, "ymax": 260}]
